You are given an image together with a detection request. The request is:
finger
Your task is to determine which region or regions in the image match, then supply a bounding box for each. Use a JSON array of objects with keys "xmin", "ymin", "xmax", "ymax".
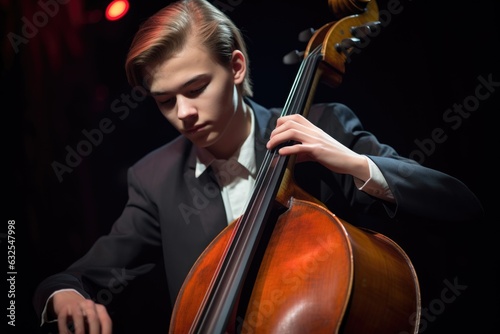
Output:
[
  {"xmin": 271, "ymin": 119, "xmax": 315, "ymax": 143},
  {"xmin": 72, "ymin": 310, "xmax": 87, "ymax": 334},
  {"xmin": 58, "ymin": 314, "xmax": 71, "ymax": 334},
  {"xmin": 77, "ymin": 299, "xmax": 103, "ymax": 334},
  {"xmin": 267, "ymin": 127, "xmax": 304, "ymax": 150},
  {"xmin": 278, "ymin": 143, "xmax": 312, "ymax": 161},
  {"xmin": 83, "ymin": 306, "xmax": 101, "ymax": 334},
  {"xmin": 58, "ymin": 308, "xmax": 80, "ymax": 334},
  {"xmin": 96, "ymin": 304, "xmax": 113, "ymax": 334},
  {"xmin": 277, "ymin": 114, "xmax": 312, "ymax": 130}
]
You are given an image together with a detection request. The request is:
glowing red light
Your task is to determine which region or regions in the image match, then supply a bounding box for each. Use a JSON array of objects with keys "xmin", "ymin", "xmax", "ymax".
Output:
[{"xmin": 105, "ymin": 0, "xmax": 129, "ymax": 21}]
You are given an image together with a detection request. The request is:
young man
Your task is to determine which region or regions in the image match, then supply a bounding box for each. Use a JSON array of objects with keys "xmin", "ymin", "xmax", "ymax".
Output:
[{"xmin": 33, "ymin": 0, "xmax": 484, "ymax": 333}]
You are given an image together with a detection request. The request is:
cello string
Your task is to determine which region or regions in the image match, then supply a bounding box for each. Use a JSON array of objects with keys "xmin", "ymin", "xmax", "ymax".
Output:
[
  {"xmin": 238, "ymin": 45, "xmax": 323, "ymax": 231},
  {"xmin": 194, "ymin": 45, "xmax": 324, "ymax": 332},
  {"xmin": 213, "ymin": 45, "xmax": 325, "ymax": 280}
]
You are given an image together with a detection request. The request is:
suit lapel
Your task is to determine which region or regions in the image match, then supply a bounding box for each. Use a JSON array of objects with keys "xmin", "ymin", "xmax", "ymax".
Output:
[
  {"xmin": 180, "ymin": 99, "xmax": 278, "ymax": 240},
  {"xmin": 183, "ymin": 147, "xmax": 228, "ymax": 239}
]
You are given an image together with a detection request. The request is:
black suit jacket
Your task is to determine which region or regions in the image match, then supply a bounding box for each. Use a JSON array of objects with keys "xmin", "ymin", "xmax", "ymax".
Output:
[{"xmin": 33, "ymin": 99, "xmax": 484, "ymax": 326}]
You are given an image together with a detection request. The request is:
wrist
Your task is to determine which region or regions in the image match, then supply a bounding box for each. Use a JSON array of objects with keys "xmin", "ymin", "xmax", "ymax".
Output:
[{"xmin": 351, "ymin": 155, "xmax": 370, "ymax": 182}]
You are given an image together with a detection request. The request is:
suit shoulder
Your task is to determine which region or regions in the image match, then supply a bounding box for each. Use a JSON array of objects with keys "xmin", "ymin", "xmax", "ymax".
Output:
[{"xmin": 132, "ymin": 136, "xmax": 190, "ymax": 172}]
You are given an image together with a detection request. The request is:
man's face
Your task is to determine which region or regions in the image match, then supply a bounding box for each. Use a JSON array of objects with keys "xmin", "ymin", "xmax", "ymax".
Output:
[{"xmin": 148, "ymin": 36, "xmax": 241, "ymax": 150}]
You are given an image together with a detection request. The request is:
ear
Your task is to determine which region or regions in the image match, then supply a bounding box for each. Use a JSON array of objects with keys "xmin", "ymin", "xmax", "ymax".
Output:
[{"xmin": 231, "ymin": 50, "xmax": 246, "ymax": 85}]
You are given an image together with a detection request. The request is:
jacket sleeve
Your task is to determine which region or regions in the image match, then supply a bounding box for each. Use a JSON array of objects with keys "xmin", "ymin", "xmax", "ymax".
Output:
[
  {"xmin": 32, "ymin": 166, "xmax": 163, "ymax": 320},
  {"xmin": 309, "ymin": 102, "xmax": 484, "ymax": 223}
]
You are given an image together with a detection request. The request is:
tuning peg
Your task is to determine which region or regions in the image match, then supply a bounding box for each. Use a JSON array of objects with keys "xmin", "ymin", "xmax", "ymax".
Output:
[
  {"xmin": 351, "ymin": 21, "xmax": 381, "ymax": 38},
  {"xmin": 334, "ymin": 37, "xmax": 361, "ymax": 58},
  {"xmin": 283, "ymin": 50, "xmax": 305, "ymax": 65},
  {"xmin": 298, "ymin": 28, "xmax": 315, "ymax": 42}
]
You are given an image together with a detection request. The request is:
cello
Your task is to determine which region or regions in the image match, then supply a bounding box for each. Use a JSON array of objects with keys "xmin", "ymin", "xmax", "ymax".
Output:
[{"xmin": 169, "ymin": 0, "xmax": 421, "ymax": 332}]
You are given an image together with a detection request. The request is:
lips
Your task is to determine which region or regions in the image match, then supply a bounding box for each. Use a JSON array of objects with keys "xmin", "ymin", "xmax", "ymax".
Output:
[{"xmin": 184, "ymin": 123, "xmax": 207, "ymax": 134}]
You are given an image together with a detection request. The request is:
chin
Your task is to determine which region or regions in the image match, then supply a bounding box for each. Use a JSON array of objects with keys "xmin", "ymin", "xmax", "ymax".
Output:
[{"xmin": 192, "ymin": 134, "xmax": 218, "ymax": 149}]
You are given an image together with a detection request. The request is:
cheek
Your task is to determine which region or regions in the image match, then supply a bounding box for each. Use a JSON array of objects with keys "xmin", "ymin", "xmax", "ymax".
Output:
[
  {"xmin": 202, "ymin": 79, "xmax": 235, "ymax": 119},
  {"xmin": 216, "ymin": 80, "xmax": 238, "ymax": 116},
  {"xmin": 211, "ymin": 68, "xmax": 236, "ymax": 105}
]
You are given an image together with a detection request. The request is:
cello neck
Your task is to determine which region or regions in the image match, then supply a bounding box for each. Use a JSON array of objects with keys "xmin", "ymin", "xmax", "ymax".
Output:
[{"xmin": 191, "ymin": 48, "xmax": 324, "ymax": 334}]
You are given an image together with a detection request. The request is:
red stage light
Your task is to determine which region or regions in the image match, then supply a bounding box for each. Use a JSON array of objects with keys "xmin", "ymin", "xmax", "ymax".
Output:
[{"xmin": 105, "ymin": 0, "xmax": 130, "ymax": 21}]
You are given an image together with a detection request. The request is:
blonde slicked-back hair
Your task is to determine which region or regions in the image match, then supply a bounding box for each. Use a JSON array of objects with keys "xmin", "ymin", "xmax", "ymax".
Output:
[{"xmin": 125, "ymin": 0, "xmax": 253, "ymax": 97}]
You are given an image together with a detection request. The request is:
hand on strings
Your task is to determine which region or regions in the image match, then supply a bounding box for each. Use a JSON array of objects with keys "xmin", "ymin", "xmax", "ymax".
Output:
[{"xmin": 266, "ymin": 114, "xmax": 370, "ymax": 181}]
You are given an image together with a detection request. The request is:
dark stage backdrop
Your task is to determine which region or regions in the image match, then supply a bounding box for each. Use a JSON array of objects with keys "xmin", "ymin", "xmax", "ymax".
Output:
[{"xmin": 3, "ymin": 0, "xmax": 498, "ymax": 333}]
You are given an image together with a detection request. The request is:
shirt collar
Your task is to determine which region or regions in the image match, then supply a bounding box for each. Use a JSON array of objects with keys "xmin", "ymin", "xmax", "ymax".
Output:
[{"xmin": 195, "ymin": 107, "xmax": 256, "ymax": 178}]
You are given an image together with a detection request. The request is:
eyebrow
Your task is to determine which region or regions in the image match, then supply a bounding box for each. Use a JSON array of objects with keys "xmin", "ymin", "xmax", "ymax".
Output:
[{"xmin": 150, "ymin": 74, "xmax": 208, "ymax": 96}]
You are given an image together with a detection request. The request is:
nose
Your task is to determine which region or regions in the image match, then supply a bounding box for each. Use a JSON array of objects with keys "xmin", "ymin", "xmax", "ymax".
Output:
[{"xmin": 176, "ymin": 96, "xmax": 197, "ymax": 120}]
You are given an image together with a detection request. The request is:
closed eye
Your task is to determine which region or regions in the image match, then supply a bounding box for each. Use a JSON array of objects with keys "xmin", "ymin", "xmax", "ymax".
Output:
[
  {"xmin": 157, "ymin": 85, "xmax": 206, "ymax": 106},
  {"xmin": 158, "ymin": 97, "xmax": 175, "ymax": 106},
  {"xmin": 187, "ymin": 84, "xmax": 207, "ymax": 97}
]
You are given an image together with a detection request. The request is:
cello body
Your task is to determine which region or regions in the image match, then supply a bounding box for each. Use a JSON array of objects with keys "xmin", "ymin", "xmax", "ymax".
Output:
[
  {"xmin": 169, "ymin": 0, "xmax": 421, "ymax": 332},
  {"xmin": 170, "ymin": 175, "xmax": 421, "ymax": 333}
]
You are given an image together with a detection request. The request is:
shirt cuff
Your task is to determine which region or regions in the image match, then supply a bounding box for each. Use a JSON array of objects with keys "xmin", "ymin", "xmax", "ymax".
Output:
[{"xmin": 353, "ymin": 156, "xmax": 395, "ymax": 203}]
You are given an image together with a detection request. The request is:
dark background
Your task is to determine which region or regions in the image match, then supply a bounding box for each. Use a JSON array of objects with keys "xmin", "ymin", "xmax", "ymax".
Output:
[{"xmin": 2, "ymin": 0, "xmax": 498, "ymax": 333}]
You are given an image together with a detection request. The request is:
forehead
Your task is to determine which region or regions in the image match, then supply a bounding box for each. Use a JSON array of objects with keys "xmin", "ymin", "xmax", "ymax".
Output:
[{"xmin": 148, "ymin": 37, "xmax": 218, "ymax": 94}]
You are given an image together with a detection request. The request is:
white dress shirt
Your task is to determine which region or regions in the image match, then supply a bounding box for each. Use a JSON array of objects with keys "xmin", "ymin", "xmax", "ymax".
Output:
[
  {"xmin": 195, "ymin": 108, "xmax": 395, "ymax": 225},
  {"xmin": 195, "ymin": 110, "xmax": 257, "ymax": 224}
]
